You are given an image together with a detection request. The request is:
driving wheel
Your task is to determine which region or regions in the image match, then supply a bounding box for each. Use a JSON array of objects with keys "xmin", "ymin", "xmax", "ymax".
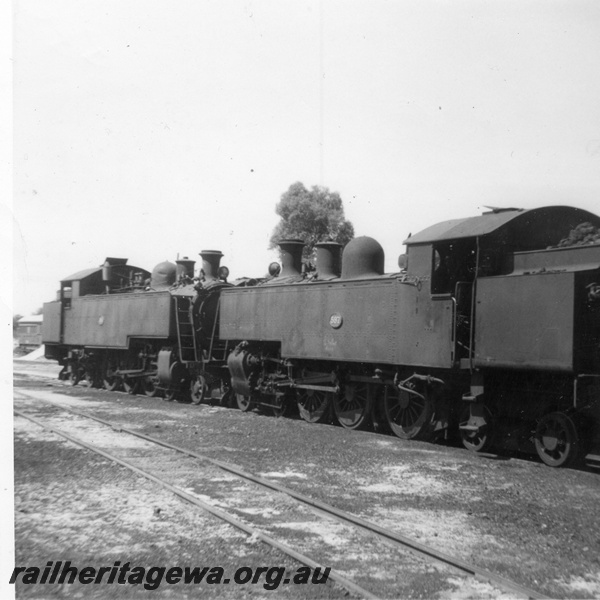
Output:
[
  {"xmin": 334, "ymin": 382, "xmax": 373, "ymax": 429},
  {"xmin": 296, "ymin": 389, "xmax": 331, "ymax": 424},
  {"xmin": 384, "ymin": 384, "xmax": 434, "ymax": 440}
]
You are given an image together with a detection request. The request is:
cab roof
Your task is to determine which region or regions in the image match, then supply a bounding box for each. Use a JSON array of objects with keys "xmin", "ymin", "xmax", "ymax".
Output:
[
  {"xmin": 61, "ymin": 257, "xmax": 130, "ymax": 283},
  {"xmin": 404, "ymin": 205, "xmax": 600, "ymax": 247},
  {"xmin": 61, "ymin": 267, "xmax": 101, "ymax": 283}
]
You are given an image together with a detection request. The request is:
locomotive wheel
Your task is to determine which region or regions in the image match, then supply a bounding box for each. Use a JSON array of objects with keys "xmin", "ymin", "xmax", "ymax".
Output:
[
  {"xmin": 191, "ymin": 376, "xmax": 208, "ymax": 405},
  {"xmin": 123, "ymin": 377, "xmax": 139, "ymax": 395},
  {"xmin": 143, "ymin": 376, "xmax": 159, "ymax": 397},
  {"xmin": 296, "ymin": 389, "xmax": 331, "ymax": 424},
  {"xmin": 163, "ymin": 389, "xmax": 177, "ymax": 402},
  {"xmin": 384, "ymin": 384, "xmax": 434, "ymax": 440},
  {"xmin": 334, "ymin": 382, "xmax": 373, "ymax": 430},
  {"xmin": 220, "ymin": 388, "xmax": 234, "ymax": 408},
  {"xmin": 103, "ymin": 362, "xmax": 121, "ymax": 392},
  {"xmin": 162, "ymin": 379, "xmax": 191, "ymax": 403},
  {"xmin": 69, "ymin": 366, "xmax": 95, "ymax": 387},
  {"xmin": 85, "ymin": 366, "xmax": 102, "ymax": 388},
  {"xmin": 68, "ymin": 368, "xmax": 81, "ymax": 386},
  {"xmin": 236, "ymin": 394, "xmax": 252, "ymax": 412},
  {"xmin": 534, "ymin": 412, "xmax": 582, "ymax": 468},
  {"xmin": 79, "ymin": 371, "xmax": 96, "ymax": 388},
  {"xmin": 459, "ymin": 405, "xmax": 493, "ymax": 453},
  {"xmin": 104, "ymin": 375, "xmax": 120, "ymax": 391},
  {"xmin": 271, "ymin": 395, "xmax": 289, "ymax": 418}
]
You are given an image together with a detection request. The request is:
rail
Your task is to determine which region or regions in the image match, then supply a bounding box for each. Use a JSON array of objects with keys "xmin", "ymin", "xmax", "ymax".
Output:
[{"xmin": 15, "ymin": 394, "xmax": 546, "ymax": 600}]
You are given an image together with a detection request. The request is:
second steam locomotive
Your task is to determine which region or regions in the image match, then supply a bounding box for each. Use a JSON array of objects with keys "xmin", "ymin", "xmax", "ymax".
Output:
[{"xmin": 43, "ymin": 205, "xmax": 600, "ymax": 467}]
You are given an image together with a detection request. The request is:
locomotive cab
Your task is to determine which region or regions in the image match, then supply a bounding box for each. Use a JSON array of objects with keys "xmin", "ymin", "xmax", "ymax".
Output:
[
  {"xmin": 42, "ymin": 258, "xmax": 151, "ymax": 353},
  {"xmin": 404, "ymin": 205, "xmax": 600, "ymax": 368},
  {"xmin": 410, "ymin": 206, "xmax": 600, "ymax": 464}
]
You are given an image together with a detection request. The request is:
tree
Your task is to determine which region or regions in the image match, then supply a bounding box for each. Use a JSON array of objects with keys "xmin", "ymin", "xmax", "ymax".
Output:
[{"xmin": 269, "ymin": 182, "xmax": 355, "ymax": 259}]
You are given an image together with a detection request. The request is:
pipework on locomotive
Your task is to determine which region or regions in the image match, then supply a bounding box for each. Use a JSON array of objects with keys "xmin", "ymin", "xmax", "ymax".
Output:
[{"xmin": 42, "ymin": 205, "xmax": 600, "ymax": 467}]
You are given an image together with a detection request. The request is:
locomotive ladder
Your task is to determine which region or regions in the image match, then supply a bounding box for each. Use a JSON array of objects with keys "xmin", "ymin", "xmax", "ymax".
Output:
[
  {"xmin": 207, "ymin": 300, "xmax": 229, "ymax": 363},
  {"xmin": 173, "ymin": 296, "xmax": 197, "ymax": 363}
]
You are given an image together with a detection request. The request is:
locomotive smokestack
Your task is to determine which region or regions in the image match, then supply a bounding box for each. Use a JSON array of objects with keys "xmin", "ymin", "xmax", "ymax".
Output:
[
  {"xmin": 315, "ymin": 242, "xmax": 342, "ymax": 279},
  {"xmin": 278, "ymin": 239, "xmax": 304, "ymax": 277},
  {"xmin": 176, "ymin": 257, "xmax": 195, "ymax": 279},
  {"xmin": 102, "ymin": 261, "xmax": 112, "ymax": 284},
  {"xmin": 102, "ymin": 262, "xmax": 113, "ymax": 293},
  {"xmin": 199, "ymin": 250, "xmax": 224, "ymax": 282}
]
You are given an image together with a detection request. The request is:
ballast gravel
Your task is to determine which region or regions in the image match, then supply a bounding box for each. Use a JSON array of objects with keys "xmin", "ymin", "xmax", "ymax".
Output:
[{"xmin": 12, "ymin": 362, "xmax": 600, "ymax": 599}]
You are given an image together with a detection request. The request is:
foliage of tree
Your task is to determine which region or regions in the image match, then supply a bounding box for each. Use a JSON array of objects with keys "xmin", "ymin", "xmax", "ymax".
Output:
[
  {"xmin": 269, "ymin": 182, "xmax": 355, "ymax": 259},
  {"xmin": 33, "ymin": 307, "xmax": 44, "ymax": 315}
]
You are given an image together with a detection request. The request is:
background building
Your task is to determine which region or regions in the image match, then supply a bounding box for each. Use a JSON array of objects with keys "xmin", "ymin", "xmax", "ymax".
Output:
[{"xmin": 15, "ymin": 315, "xmax": 43, "ymax": 351}]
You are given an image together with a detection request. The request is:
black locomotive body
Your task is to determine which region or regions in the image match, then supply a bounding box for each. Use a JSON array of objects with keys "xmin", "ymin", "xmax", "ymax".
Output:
[
  {"xmin": 220, "ymin": 205, "xmax": 600, "ymax": 466},
  {"xmin": 42, "ymin": 252, "xmax": 231, "ymax": 401},
  {"xmin": 42, "ymin": 205, "xmax": 600, "ymax": 467}
]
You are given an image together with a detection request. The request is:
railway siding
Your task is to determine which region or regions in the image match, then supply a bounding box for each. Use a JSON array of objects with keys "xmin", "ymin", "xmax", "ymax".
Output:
[
  {"xmin": 13, "ymin": 368, "xmax": 600, "ymax": 598},
  {"xmin": 14, "ymin": 395, "xmax": 514, "ymax": 599}
]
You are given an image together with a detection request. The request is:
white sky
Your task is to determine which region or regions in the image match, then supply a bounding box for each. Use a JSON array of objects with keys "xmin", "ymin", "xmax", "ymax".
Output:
[{"xmin": 11, "ymin": 0, "xmax": 600, "ymax": 315}]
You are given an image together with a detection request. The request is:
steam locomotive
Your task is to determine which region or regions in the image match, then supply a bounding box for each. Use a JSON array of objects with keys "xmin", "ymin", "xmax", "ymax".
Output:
[{"xmin": 42, "ymin": 205, "xmax": 600, "ymax": 467}]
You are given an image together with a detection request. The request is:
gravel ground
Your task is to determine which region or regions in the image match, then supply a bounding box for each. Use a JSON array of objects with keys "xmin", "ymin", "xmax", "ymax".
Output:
[
  {"xmin": 13, "ymin": 411, "xmax": 342, "ymax": 598},
  {"xmin": 12, "ymin": 361, "xmax": 600, "ymax": 598},
  {"xmin": 14, "ymin": 393, "xmax": 509, "ymax": 599}
]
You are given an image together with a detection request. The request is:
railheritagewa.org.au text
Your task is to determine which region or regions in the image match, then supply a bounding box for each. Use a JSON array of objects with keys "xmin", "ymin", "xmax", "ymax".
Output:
[{"xmin": 9, "ymin": 561, "xmax": 331, "ymax": 591}]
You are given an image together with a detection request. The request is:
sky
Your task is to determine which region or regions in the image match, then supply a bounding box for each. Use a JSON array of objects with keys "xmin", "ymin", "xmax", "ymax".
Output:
[{"xmin": 10, "ymin": 0, "xmax": 600, "ymax": 316}]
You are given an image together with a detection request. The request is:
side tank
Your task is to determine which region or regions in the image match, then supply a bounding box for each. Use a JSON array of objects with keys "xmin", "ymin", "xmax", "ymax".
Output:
[{"xmin": 219, "ymin": 236, "xmax": 454, "ymax": 368}]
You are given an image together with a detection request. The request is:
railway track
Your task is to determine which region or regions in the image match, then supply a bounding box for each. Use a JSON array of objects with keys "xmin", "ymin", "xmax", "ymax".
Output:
[{"xmin": 14, "ymin": 388, "xmax": 545, "ymax": 599}]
